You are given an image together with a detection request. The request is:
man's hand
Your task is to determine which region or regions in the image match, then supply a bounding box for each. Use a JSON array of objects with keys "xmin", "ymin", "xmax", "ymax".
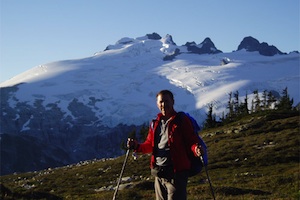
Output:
[
  {"xmin": 195, "ymin": 145, "xmax": 204, "ymax": 157},
  {"xmin": 127, "ymin": 138, "xmax": 138, "ymax": 150}
]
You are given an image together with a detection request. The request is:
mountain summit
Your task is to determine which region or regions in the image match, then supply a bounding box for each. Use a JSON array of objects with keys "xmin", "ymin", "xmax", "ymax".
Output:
[
  {"xmin": 237, "ymin": 36, "xmax": 284, "ymax": 56},
  {"xmin": 185, "ymin": 37, "xmax": 222, "ymax": 55},
  {"xmin": 1, "ymin": 33, "xmax": 299, "ymax": 175}
]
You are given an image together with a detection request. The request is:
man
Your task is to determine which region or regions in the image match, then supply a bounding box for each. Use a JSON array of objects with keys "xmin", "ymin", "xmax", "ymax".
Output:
[{"xmin": 127, "ymin": 90, "xmax": 203, "ymax": 200}]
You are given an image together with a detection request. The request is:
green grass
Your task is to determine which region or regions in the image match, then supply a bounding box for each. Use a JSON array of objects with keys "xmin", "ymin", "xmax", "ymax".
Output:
[{"xmin": 1, "ymin": 111, "xmax": 299, "ymax": 199}]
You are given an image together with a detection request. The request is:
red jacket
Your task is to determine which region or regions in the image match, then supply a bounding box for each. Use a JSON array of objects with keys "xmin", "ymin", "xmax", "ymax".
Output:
[{"xmin": 136, "ymin": 112, "xmax": 199, "ymax": 173}]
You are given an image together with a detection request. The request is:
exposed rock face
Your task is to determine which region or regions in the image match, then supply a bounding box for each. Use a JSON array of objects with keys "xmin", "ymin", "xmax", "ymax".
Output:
[
  {"xmin": 0, "ymin": 85, "xmax": 138, "ymax": 175},
  {"xmin": 237, "ymin": 36, "xmax": 284, "ymax": 56},
  {"xmin": 237, "ymin": 36, "xmax": 261, "ymax": 52},
  {"xmin": 146, "ymin": 32, "xmax": 162, "ymax": 40},
  {"xmin": 185, "ymin": 37, "xmax": 222, "ymax": 54}
]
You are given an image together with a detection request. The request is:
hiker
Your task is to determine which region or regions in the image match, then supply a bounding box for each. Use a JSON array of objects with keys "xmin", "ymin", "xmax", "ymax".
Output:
[{"xmin": 127, "ymin": 89, "xmax": 204, "ymax": 200}]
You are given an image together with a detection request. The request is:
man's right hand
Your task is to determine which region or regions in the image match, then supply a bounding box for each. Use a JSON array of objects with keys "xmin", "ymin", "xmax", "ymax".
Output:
[{"xmin": 127, "ymin": 138, "xmax": 138, "ymax": 150}]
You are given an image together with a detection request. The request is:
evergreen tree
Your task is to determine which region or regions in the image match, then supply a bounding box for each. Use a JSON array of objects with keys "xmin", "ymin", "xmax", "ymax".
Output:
[
  {"xmin": 267, "ymin": 91, "xmax": 277, "ymax": 109},
  {"xmin": 226, "ymin": 92, "xmax": 234, "ymax": 120},
  {"xmin": 262, "ymin": 90, "xmax": 268, "ymax": 110},
  {"xmin": 203, "ymin": 103, "xmax": 217, "ymax": 129},
  {"xmin": 276, "ymin": 87, "xmax": 294, "ymax": 110},
  {"xmin": 251, "ymin": 98, "xmax": 254, "ymax": 113},
  {"xmin": 233, "ymin": 90, "xmax": 240, "ymax": 115},
  {"xmin": 240, "ymin": 91, "xmax": 249, "ymax": 115},
  {"xmin": 253, "ymin": 90, "xmax": 261, "ymax": 112}
]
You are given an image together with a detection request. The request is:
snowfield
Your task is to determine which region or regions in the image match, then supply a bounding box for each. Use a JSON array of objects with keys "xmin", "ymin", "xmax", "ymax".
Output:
[{"xmin": 1, "ymin": 35, "xmax": 299, "ymax": 127}]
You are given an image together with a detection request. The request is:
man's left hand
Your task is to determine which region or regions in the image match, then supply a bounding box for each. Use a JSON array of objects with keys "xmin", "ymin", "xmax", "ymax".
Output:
[{"xmin": 195, "ymin": 145, "xmax": 202, "ymax": 157}]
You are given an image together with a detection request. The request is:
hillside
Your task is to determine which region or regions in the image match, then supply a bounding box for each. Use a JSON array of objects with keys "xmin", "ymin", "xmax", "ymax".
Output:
[{"xmin": 1, "ymin": 110, "xmax": 299, "ymax": 199}]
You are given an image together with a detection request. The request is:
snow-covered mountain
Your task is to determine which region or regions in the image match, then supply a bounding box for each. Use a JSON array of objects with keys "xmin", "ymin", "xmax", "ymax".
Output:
[{"xmin": 1, "ymin": 33, "xmax": 299, "ymax": 175}]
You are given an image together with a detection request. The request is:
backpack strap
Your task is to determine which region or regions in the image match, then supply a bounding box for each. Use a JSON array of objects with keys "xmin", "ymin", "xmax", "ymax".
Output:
[
  {"xmin": 174, "ymin": 111, "xmax": 186, "ymax": 124},
  {"xmin": 150, "ymin": 119, "xmax": 156, "ymax": 131}
]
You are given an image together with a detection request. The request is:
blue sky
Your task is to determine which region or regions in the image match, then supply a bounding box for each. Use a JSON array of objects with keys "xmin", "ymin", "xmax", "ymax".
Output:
[{"xmin": 0, "ymin": 0, "xmax": 299, "ymax": 83}]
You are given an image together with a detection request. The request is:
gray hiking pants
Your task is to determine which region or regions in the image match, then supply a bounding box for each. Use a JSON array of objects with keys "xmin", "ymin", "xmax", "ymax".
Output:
[{"xmin": 154, "ymin": 170, "xmax": 189, "ymax": 200}]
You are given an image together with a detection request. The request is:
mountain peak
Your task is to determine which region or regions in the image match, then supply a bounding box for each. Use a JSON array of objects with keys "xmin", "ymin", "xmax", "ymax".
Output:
[
  {"xmin": 237, "ymin": 36, "xmax": 284, "ymax": 56},
  {"xmin": 162, "ymin": 34, "xmax": 176, "ymax": 45},
  {"xmin": 146, "ymin": 32, "xmax": 162, "ymax": 40},
  {"xmin": 101, "ymin": 33, "xmax": 290, "ymax": 57},
  {"xmin": 184, "ymin": 37, "xmax": 222, "ymax": 54}
]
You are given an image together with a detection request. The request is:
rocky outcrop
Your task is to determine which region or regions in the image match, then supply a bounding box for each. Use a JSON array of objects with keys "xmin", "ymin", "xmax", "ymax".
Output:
[
  {"xmin": 237, "ymin": 36, "xmax": 284, "ymax": 56},
  {"xmin": 146, "ymin": 32, "xmax": 162, "ymax": 40},
  {"xmin": 185, "ymin": 37, "xmax": 222, "ymax": 54}
]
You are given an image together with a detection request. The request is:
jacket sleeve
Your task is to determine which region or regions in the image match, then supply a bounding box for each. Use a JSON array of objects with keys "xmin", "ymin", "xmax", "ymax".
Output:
[
  {"xmin": 181, "ymin": 115, "xmax": 200, "ymax": 156},
  {"xmin": 136, "ymin": 124, "xmax": 154, "ymax": 154}
]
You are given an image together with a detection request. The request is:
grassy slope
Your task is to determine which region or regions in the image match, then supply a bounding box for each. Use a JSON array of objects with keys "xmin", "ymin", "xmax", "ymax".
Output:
[{"xmin": 1, "ymin": 111, "xmax": 299, "ymax": 200}]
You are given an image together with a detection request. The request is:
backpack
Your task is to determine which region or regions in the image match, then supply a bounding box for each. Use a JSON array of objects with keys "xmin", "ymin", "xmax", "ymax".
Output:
[{"xmin": 177, "ymin": 112, "xmax": 208, "ymax": 177}]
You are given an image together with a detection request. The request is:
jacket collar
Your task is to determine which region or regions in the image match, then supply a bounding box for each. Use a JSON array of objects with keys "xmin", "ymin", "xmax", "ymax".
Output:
[{"xmin": 156, "ymin": 111, "xmax": 177, "ymax": 121}]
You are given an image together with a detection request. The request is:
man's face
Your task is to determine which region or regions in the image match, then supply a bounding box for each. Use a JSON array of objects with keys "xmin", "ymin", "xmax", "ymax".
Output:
[{"xmin": 156, "ymin": 94, "xmax": 174, "ymax": 116}]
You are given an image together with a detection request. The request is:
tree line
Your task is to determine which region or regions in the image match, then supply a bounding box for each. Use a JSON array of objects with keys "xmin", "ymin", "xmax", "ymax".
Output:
[{"xmin": 203, "ymin": 87, "xmax": 295, "ymax": 129}]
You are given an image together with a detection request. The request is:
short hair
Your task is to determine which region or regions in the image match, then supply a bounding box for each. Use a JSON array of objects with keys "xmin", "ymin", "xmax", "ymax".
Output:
[{"xmin": 156, "ymin": 90, "xmax": 174, "ymax": 100}]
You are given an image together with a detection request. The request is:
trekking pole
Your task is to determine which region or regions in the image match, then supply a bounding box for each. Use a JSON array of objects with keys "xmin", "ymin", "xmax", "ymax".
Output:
[
  {"xmin": 112, "ymin": 148, "xmax": 130, "ymax": 200},
  {"xmin": 200, "ymin": 156, "xmax": 216, "ymax": 200}
]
